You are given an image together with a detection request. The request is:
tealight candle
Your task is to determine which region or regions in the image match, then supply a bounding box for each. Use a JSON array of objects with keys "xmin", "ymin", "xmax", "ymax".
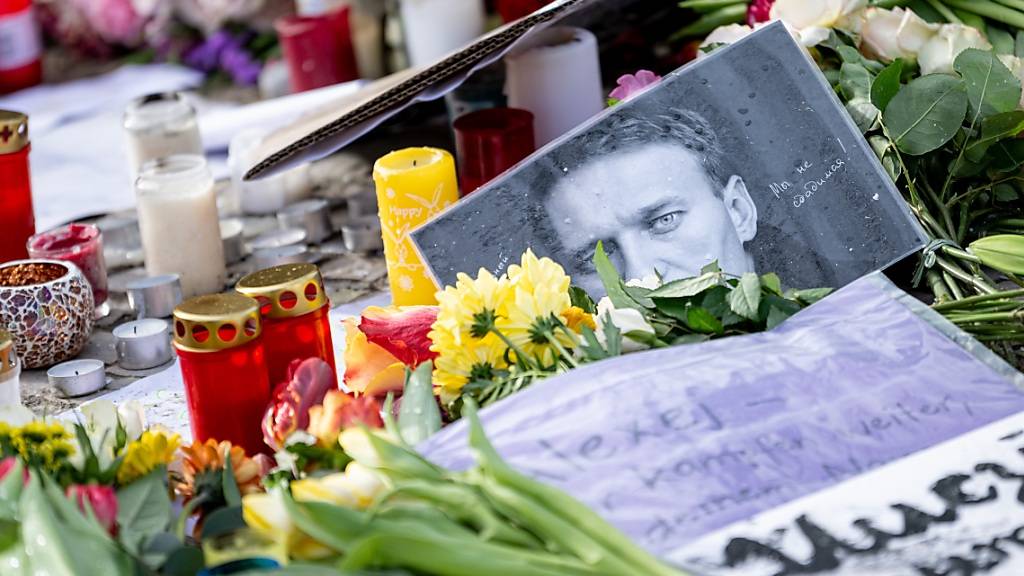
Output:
[
  {"xmin": 173, "ymin": 293, "xmax": 271, "ymax": 455},
  {"xmin": 127, "ymin": 274, "xmax": 183, "ymax": 319},
  {"xmin": 27, "ymin": 223, "xmax": 109, "ymax": 312},
  {"xmin": 47, "ymin": 359, "xmax": 106, "ymax": 398},
  {"xmin": 236, "ymin": 263, "xmax": 335, "ymax": 387},
  {"xmin": 247, "ymin": 228, "xmax": 307, "ymax": 252},
  {"xmin": 372, "ymin": 147, "xmax": 458, "ymax": 305},
  {"xmin": 277, "ymin": 199, "xmax": 333, "ymax": 244},
  {"xmin": 505, "ymin": 26, "xmax": 603, "ymax": 146},
  {"xmin": 114, "ymin": 319, "xmax": 173, "ymax": 370},
  {"xmin": 399, "ymin": 0, "xmax": 486, "ymax": 68},
  {"xmin": 228, "ymin": 129, "xmax": 311, "ymax": 215},
  {"xmin": 123, "ymin": 92, "xmax": 203, "ymax": 176},
  {"xmin": 221, "ymin": 219, "xmax": 245, "ymax": 264},
  {"xmin": 136, "ymin": 155, "xmax": 226, "ymax": 298},
  {"xmin": 249, "ymin": 245, "xmax": 309, "ymax": 271},
  {"xmin": 341, "ymin": 216, "xmax": 384, "ymax": 253},
  {"xmin": 0, "ymin": 330, "xmax": 21, "ymax": 407}
]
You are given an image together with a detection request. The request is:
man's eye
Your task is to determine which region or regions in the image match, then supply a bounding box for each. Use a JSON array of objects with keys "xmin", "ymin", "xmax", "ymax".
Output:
[{"xmin": 648, "ymin": 211, "xmax": 684, "ymax": 235}]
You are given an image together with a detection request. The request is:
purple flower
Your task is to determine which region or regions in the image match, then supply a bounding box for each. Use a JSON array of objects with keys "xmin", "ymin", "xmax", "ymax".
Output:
[{"xmin": 608, "ymin": 70, "xmax": 662, "ymax": 104}]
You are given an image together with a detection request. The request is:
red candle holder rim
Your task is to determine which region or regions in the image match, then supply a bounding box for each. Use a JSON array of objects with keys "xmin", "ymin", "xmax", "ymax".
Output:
[
  {"xmin": 0, "ymin": 259, "xmax": 77, "ymax": 288},
  {"xmin": 275, "ymin": 7, "xmax": 349, "ymax": 34},
  {"xmin": 454, "ymin": 108, "xmax": 535, "ymax": 133},
  {"xmin": 27, "ymin": 223, "xmax": 101, "ymax": 257}
]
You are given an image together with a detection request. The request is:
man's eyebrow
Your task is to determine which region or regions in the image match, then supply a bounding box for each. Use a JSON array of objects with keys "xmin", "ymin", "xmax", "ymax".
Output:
[{"xmin": 638, "ymin": 197, "xmax": 684, "ymax": 222}]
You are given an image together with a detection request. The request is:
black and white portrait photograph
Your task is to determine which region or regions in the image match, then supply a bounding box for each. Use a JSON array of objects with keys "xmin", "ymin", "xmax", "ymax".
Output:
[{"xmin": 412, "ymin": 22, "xmax": 928, "ymax": 295}]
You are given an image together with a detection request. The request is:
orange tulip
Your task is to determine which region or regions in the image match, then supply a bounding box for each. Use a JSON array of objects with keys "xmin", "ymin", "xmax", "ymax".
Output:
[{"xmin": 308, "ymin": 390, "xmax": 384, "ymax": 446}]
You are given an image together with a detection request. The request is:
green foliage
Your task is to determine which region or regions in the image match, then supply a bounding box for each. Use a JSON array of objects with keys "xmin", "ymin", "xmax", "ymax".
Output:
[
  {"xmin": 884, "ymin": 75, "xmax": 969, "ymax": 155},
  {"xmin": 397, "ymin": 362, "xmax": 442, "ymax": 446},
  {"xmin": 116, "ymin": 467, "xmax": 172, "ymax": 556}
]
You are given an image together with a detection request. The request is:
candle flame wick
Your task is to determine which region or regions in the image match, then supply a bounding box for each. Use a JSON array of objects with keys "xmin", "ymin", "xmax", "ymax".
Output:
[
  {"xmin": 74, "ymin": 370, "xmax": 79, "ymax": 376},
  {"xmin": 413, "ymin": 160, "xmax": 417, "ymax": 167},
  {"xmin": 134, "ymin": 326, "xmax": 137, "ymax": 335}
]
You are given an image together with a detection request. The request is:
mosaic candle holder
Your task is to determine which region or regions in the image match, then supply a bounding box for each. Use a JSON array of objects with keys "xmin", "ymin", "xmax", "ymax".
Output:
[{"xmin": 0, "ymin": 259, "xmax": 94, "ymax": 369}]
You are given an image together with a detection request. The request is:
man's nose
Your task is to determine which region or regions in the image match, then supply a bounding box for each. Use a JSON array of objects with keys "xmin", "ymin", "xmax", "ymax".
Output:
[{"xmin": 619, "ymin": 234, "xmax": 659, "ymax": 281}]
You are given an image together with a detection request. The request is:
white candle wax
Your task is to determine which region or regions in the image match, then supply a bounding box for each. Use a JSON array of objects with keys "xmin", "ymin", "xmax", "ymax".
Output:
[
  {"xmin": 47, "ymin": 359, "xmax": 106, "ymax": 398},
  {"xmin": 136, "ymin": 155, "xmax": 226, "ymax": 298},
  {"xmin": 400, "ymin": 0, "xmax": 486, "ymax": 68},
  {"xmin": 124, "ymin": 93, "xmax": 203, "ymax": 176},
  {"xmin": 114, "ymin": 319, "xmax": 172, "ymax": 370},
  {"xmin": 505, "ymin": 26, "xmax": 604, "ymax": 147}
]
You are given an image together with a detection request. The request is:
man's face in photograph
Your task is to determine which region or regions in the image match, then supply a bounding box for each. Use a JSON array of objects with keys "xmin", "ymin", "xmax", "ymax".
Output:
[{"xmin": 546, "ymin": 142, "xmax": 758, "ymax": 296}]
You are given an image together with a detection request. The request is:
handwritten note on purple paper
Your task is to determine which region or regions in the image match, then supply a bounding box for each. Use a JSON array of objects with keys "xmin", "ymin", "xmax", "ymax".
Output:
[{"xmin": 419, "ymin": 274, "xmax": 1024, "ymax": 555}]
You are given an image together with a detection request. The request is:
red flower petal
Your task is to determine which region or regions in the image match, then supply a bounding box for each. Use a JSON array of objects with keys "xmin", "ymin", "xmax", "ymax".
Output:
[
  {"xmin": 358, "ymin": 306, "xmax": 439, "ymax": 367},
  {"xmin": 261, "ymin": 358, "xmax": 336, "ymax": 450}
]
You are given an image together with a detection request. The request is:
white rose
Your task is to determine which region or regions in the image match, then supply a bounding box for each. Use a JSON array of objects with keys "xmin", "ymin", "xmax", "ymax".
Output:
[
  {"xmin": 861, "ymin": 7, "xmax": 938, "ymax": 62},
  {"xmin": 770, "ymin": 0, "xmax": 865, "ymax": 30},
  {"xmin": 117, "ymin": 400, "xmax": 147, "ymax": 442},
  {"xmin": 701, "ymin": 22, "xmax": 830, "ymax": 54},
  {"xmin": 998, "ymin": 54, "xmax": 1024, "ymax": 108},
  {"xmin": 595, "ymin": 297, "xmax": 655, "ymax": 353},
  {"xmin": 701, "ymin": 24, "xmax": 753, "ymax": 50},
  {"xmin": 918, "ymin": 23, "xmax": 991, "ymax": 75}
]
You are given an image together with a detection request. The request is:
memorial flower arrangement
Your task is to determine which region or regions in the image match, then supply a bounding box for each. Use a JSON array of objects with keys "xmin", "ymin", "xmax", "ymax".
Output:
[
  {"xmin": 36, "ymin": 0, "xmax": 284, "ymax": 86},
  {"xmin": 686, "ymin": 2, "xmax": 1024, "ymax": 359}
]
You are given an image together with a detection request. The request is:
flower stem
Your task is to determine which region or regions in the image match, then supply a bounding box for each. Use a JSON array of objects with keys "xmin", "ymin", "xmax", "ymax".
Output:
[
  {"xmin": 933, "ymin": 288, "xmax": 1024, "ymax": 311},
  {"xmin": 943, "ymin": 0, "xmax": 1024, "ymax": 29},
  {"xmin": 926, "ymin": 0, "xmax": 962, "ymax": 22},
  {"xmin": 545, "ymin": 333, "xmax": 579, "ymax": 369}
]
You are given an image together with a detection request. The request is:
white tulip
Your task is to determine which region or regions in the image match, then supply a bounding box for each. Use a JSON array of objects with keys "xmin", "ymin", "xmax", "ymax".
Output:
[
  {"xmin": 339, "ymin": 427, "xmax": 384, "ymax": 468},
  {"xmin": 918, "ymin": 24, "xmax": 991, "ymax": 75},
  {"xmin": 998, "ymin": 54, "xmax": 1024, "ymax": 108},
  {"xmin": 291, "ymin": 473, "xmax": 359, "ymax": 507},
  {"xmin": 117, "ymin": 400, "xmax": 147, "ymax": 442},
  {"xmin": 344, "ymin": 462, "xmax": 388, "ymax": 506},
  {"xmin": 595, "ymin": 297, "xmax": 656, "ymax": 353},
  {"xmin": 860, "ymin": 7, "xmax": 938, "ymax": 62}
]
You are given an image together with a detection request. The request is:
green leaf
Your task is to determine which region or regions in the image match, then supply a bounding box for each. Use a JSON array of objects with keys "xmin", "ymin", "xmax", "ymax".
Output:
[
  {"xmin": 995, "ymin": 183, "xmax": 1019, "ymax": 202},
  {"xmin": 837, "ymin": 45, "xmax": 884, "ymax": 73},
  {"xmin": 840, "ymin": 62, "xmax": 873, "ymax": 101},
  {"xmin": 578, "ymin": 325, "xmax": 611, "ymax": 361},
  {"xmin": 222, "ymin": 447, "xmax": 242, "ymax": 508},
  {"xmin": 0, "ymin": 459, "xmax": 23, "ymax": 519},
  {"xmin": 846, "ymin": 99, "xmax": 880, "ymax": 133},
  {"xmin": 672, "ymin": 334, "xmax": 711, "ymax": 346},
  {"xmin": 965, "ymin": 110, "xmax": 1024, "ymax": 162},
  {"xmin": 727, "ymin": 273, "xmax": 762, "ymax": 321},
  {"xmin": 989, "ymin": 26, "xmax": 1015, "ymax": 55},
  {"xmin": 954, "ymin": 48, "xmax": 1021, "ymax": 120},
  {"xmin": 116, "ymin": 467, "xmax": 172, "ymax": 555},
  {"xmin": 568, "ymin": 286, "xmax": 596, "ymax": 314},
  {"xmin": 884, "ymin": 75, "xmax": 968, "ymax": 155},
  {"xmin": 398, "ymin": 361, "xmax": 442, "ymax": 446},
  {"xmin": 785, "ymin": 287, "xmax": 834, "ymax": 305},
  {"xmin": 685, "ymin": 306, "xmax": 724, "ymax": 335},
  {"xmin": 160, "ymin": 545, "xmax": 205, "ymax": 576},
  {"xmin": 593, "ymin": 241, "xmax": 642, "ymax": 311},
  {"xmin": 760, "ymin": 273, "xmax": 783, "ymax": 297},
  {"xmin": 1017, "ymin": 30, "xmax": 1024, "ymax": 58},
  {"xmin": 198, "ymin": 506, "xmax": 245, "ymax": 541},
  {"xmin": 600, "ymin": 313, "xmax": 623, "ymax": 357},
  {"xmin": 701, "ymin": 260, "xmax": 721, "ymax": 274},
  {"xmin": 969, "ymin": 234, "xmax": 1024, "ymax": 275},
  {"xmin": 990, "ymin": 139, "xmax": 1024, "ymax": 172},
  {"xmin": 871, "ymin": 59, "xmax": 904, "ymax": 112},
  {"xmin": 766, "ymin": 306, "xmax": 792, "ymax": 330},
  {"xmin": 648, "ymin": 271, "xmax": 722, "ymax": 298},
  {"xmin": 623, "ymin": 330, "xmax": 667, "ymax": 348}
]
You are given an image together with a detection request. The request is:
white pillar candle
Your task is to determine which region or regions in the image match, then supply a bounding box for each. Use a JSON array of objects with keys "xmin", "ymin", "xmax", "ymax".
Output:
[
  {"xmin": 505, "ymin": 26, "xmax": 604, "ymax": 147},
  {"xmin": 114, "ymin": 319, "xmax": 173, "ymax": 370},
  {"xmin": 228, "ymin": 129, "xmax": 312, "ymax": 215},
  {"xmin": 123, "ymin": 92, "xmax": 203, "ymax": 176},
  {"xmin": 135, "ymin": 155, "xmax": 226, "ymax": 298},
  {"xmin": 400, "ymin": 0, "xmax": 486, "ymax": 68}
]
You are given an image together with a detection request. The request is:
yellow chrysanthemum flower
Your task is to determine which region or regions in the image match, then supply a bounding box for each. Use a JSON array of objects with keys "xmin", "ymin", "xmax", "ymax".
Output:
[
  {"xmin": 117, "ymin": 430, "xmax": 181, "ymax": 485},
  {"xmin": 431, "ymin": 268, "xmax": 512, "ymax": 345},
  {"xmin": 562, "ymin": 306, "xmax": 596, "ymax": 333},
  {"xmin": 432, "ymin": 335, "xmax": 509, "ymax": 403},
  {"xmin": 506, "ymin": 249, "xmax": 571, "ymax": 296},
  {"xmin": 500, "ymin": 284, "xmax": 576, "ymax": 366}
]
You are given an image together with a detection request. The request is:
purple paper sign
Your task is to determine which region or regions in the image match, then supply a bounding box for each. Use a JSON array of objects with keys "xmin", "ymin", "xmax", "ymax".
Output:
[{"xmin": 419, "ymin": 274, "xmax": 1024, "ymax": 555}]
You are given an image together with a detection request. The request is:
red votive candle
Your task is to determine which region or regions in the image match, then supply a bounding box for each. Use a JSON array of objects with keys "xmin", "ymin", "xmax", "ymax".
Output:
[
  {"xmin": 275, "ymin": 5, "xmax": 359, "ymax": 93},
  {"xmin": 173, "ymin": 294, "xmax": 272, "ymax": 455},
  {"xmin": 454, "ymin": 108, "xmax": 535, "ymax": 195},
  {"xmin": 0, "ymin": 0, "xmax": 42, "ymax": 94},
  {"xmin": 28, "ymin": 223, "xmax": 109, "ymax": 309},
  {"xmin": 0, "ymin": 110, "xmax": 33, "ymax": 264},
  {"xmin": 236, "ymin": 263, "xmax": 335, "ymax": 388},
  {"xmin": 496, "ymin": 0, "xmax": 555, "ymax": 23}
]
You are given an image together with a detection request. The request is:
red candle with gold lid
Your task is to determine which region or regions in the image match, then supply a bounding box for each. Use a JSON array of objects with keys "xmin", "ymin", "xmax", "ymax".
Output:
[
  {"xmin": 236, "ymin": 263, "xmax": 336, "ymax": 388},
  {"xmin": 173, "ymin": 293, "xmax": 271, "ymax": 455},
  {"xmin": 0, "ymin": 110, "xmax": 33, "ymax": 264}
]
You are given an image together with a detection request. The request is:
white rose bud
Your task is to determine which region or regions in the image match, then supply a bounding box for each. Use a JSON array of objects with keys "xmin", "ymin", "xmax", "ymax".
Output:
[
  {"xmin": 861, "ymin": 7, "xmax": 938, "ymax": 62},
  {"xmin": 918, "ymin": 23, "xmax": 991, "ymax": 76},
  {"xmin": 700, "ymin": 24, "xmax": 753, "ymax": 51},
  {"xmin": 595, "ymin": 297, "xmax": 656, "ymax": 353}
]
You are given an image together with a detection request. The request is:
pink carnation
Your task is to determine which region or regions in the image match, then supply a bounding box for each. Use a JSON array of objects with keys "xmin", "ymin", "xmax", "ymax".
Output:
[
  {"xmin": 747, "ymin": 0, "xmax": 777, "ymax": 26},
  {"xmin": 70, "ymin": 0, "xmax": 147, "ymax": 46},
  {"xmin": 608, "ymin": 70, "xmax": 662, "ymax": 103}
]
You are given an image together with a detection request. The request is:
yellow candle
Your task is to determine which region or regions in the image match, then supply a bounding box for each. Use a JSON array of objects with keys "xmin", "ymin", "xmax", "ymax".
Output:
[{"xmin": 372, "ymin": 147, "xmax": 459, "ymax": 305}]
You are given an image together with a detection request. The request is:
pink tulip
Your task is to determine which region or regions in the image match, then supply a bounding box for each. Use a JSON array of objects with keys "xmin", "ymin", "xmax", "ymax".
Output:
[
  {"xmin": 66, "ymin": 484, "xmax": 119, "ymax": 535},
  {"xmin": 0, "ymin": 457, "xmax": 28, "ymax": 485},
  {"xmin": 262, "ymin": 358, "xmax": 337, "ymax": 451}
]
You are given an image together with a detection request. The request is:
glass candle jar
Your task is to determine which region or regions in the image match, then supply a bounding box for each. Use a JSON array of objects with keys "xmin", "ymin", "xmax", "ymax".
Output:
[
  {"xmin": 0, "ymin": 0, "xmax": 42, "ymax": 94},
  {"xmin": 0, "ymin": 329, "xmax": 21, "ymax": 407},
  {"xmin": 136, "ymin": 155, "xmax": 226, "ymax": 298},
  {"xmin": 0, "ymin": 110, "xmax": 33, "ymax": 264},
  {"xmin": 453, "ymin": 107, "xmax": 535, "ymax": 195},
  {"xmin": 28, "ymin": 223, "xmax": 109, "ymax": 311},
  {"xmin": 236, "ymin": 263, "xmax": 335, "ymax": 387},
  {"xmin": 173, "ymin": 293, "xmax": 271, "ymax": 455},
  {"xmin": 124, "ymin": 92, "xmax": 203, "ymax": 176}
]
